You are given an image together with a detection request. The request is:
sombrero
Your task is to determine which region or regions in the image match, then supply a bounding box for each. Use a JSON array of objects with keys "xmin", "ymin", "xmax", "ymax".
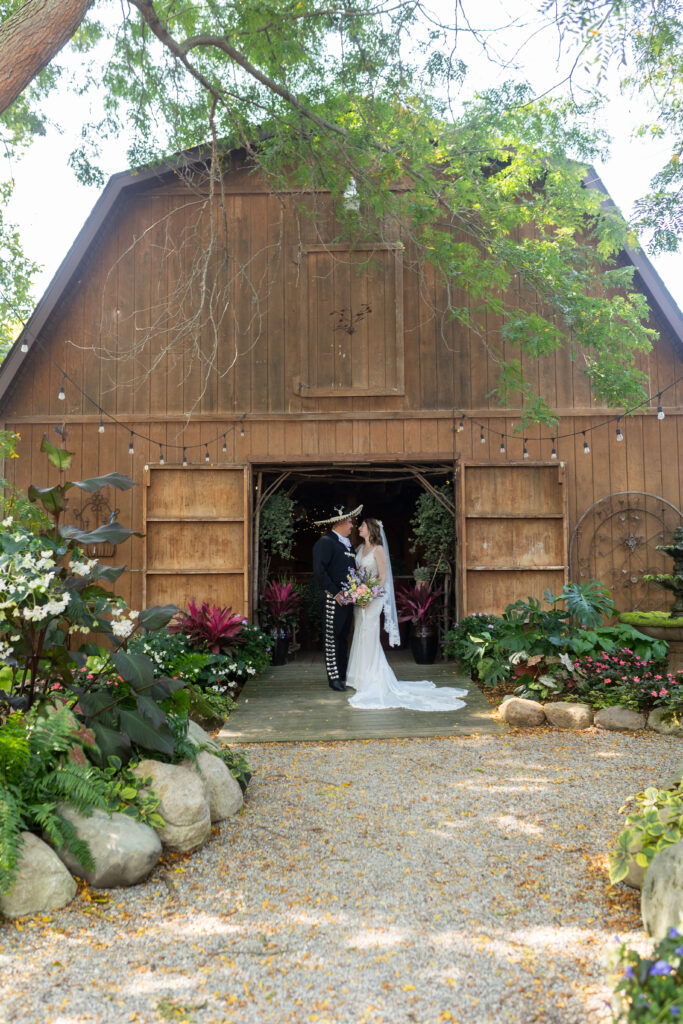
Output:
[{"xmin": 313, "ymin": 503, "xmax": 363, "ymax": 526}]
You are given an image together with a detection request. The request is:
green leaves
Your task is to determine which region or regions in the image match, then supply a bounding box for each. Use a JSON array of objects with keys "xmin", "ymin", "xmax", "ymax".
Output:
[
  {"xmin": 609, "ymin": 781, "xmax": 683, "ymax": 884},
  {"xmin": 60, "ymin": 522, "xmax": 140, "ymax": 546},
  {"xmin": 40, "ymin": 436, "xmax": 73, "ymax": 471}
]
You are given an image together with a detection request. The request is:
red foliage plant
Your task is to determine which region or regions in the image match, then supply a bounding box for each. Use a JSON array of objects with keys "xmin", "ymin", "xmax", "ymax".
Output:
[
  {"xmin": 396, "ymin": 583, "xmax": 443, "ymax": 624},
  {"xmin": 169, "ymin": 600, "xmax": 245, "ymax": 654},
  {"xmin": 261, "ymin": 580, "xmax": 302, "ymax": 626}
]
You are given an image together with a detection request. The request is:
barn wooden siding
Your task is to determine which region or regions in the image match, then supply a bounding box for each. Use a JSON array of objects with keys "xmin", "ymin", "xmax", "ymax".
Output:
[{"xmin": 1, "ymin": 160, "xmax": 682, "ymax": 615}]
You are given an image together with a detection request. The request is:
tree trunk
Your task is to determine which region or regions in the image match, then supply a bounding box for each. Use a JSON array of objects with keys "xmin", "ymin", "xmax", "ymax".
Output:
[{"xmin": 0, "ymin": 0, "xmax": 93, "ymax": 114}]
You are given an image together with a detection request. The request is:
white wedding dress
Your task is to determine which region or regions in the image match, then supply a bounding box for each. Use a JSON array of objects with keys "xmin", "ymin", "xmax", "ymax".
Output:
[{"xmin": 346, "ymin": 548, "xmax": 468, "ymax": 711}]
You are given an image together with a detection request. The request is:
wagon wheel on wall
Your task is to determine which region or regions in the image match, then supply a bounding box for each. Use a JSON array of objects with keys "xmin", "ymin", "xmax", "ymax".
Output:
[{"xmin": 569, "ymin": 492, "xmax": 683, "ymax": 611}]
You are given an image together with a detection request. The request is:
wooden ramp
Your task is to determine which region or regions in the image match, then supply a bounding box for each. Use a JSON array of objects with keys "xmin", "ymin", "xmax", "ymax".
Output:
[{"xmin": 217, "ymin": 652, "xmax": 505, "ymax": 743}]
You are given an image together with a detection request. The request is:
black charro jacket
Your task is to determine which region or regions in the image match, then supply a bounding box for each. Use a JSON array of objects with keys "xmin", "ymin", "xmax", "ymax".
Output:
[{"xmin": 312, "ymin": 531, "xmax": 357, "ymax": 596}]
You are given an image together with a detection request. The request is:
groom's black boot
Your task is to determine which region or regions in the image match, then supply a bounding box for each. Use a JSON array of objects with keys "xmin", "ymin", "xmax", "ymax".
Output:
[{"xmin": 329, "ymin": 681, "xmax": 347, "ymax": 691}]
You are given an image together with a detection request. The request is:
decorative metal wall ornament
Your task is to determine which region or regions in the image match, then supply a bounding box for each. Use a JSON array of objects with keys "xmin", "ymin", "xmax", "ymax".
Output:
[
  {"xmin": 329, "ymin": 304, "xmax": 372, "ymax": 334},
  {"xmin": 569, "ymin": 492, "xmax": 683, "ymax": 610},
  {"xmin": 70, "ymin": 491, "xmax": 120, "ymax": 558}
]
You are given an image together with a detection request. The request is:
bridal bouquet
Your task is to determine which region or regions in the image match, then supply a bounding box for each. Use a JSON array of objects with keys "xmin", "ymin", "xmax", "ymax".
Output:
[{"xmin": 339, "ymin": 567, "xmax": 384, "ymax": 607}]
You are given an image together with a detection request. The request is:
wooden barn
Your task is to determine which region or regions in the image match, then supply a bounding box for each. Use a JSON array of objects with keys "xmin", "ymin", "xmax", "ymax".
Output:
[{"xmin": 0, "ymin": 148, "xmax": 681, "ymax": 631}]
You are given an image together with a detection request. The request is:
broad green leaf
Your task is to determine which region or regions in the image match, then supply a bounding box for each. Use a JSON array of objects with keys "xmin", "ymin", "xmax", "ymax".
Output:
[
  {"xmin": 72, "ymin": 473, "xmax": 136, "ymax": 492},
  {"xmin": 135, "ymin": 694, "xmax": 167, "ymax": 728},
  {"xmin": 27, "ymin": 484, "xmax": 66, "ymax": 514},
  {"xmin": 138, "ymin": 604, "xmax": 179, "ymax": 631},
  {"xmin": 112, "ymin": 651, "xmax": 155, "ymax": 691},
  {"xmin": 76, "ymin": 691, "xmax": 115, "ymax": 718},
  {"xmin": 91, "ymin": 721, "xmax": 131, "ymax": 763},
  {"xmin": 59, "ymin": 522, "xmax": 140, "ymax": 546},
  {"xmin": 118, "ymin": 709, "xmax": 175, "ymax": 756},
  {"xmin": 40, "ymin": 436, "xmax": 74, "ymax": 470}
]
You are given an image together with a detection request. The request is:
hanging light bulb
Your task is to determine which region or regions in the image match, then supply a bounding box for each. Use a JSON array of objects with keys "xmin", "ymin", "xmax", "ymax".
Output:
[
  {"xmin": 240, "ymin": 423, "xmax": 245, "ymax": 438},
  {"xmin": 159, "ymin": 444, "xmax": 164, "ymax": 465},
  {"xmin": 551, "ymin": 437, "xmax": 557, "ymax": 459},
  {"xmin": 480, "ymin": 428, "xmax": 486, "ymax": 444},
  {"xmin": 98, "ymin": 412, "xmax": 105, "ymax": 434},
  {"xmin": 182, "ymin": 447, "xmax": 188, "ymax": 467},
  {"xmin": 205, "ymin": 445, "xmax": 210, "ymax": 464},
  {"xmin": 457, "ymin": 418, "xmax": 464, "ymax": 433},
  {"xmin": 58, "ymin": 374, "xmax": 66, "ymax": 401},
  {"xmin": 20, "ymin": 341, "xmax": 28, "ymax": 353},
  {"xmin": 657, "ymin": 394, "xmax": 665, "ymax": 420},
  {"xmin": 523, "ymin": 439, "xmax": 529, "ymax": 459},
  {"xmin": 222, "ymin": 434, "xmax": 228, "ymax": 452},
  {"xmin": 499, "ymin": 436, "xmax": 505, "ymax": 454},
  {"xmin": 616, "ymin": 419, "xmax": 624, "ymax": 442},
  {"xmin": 128, "ymin": 432, "xmax": 135, "ymax": 455},
  {"xmin": 583, "ymin": 432, "xmax": 590, "ymax": 454}
]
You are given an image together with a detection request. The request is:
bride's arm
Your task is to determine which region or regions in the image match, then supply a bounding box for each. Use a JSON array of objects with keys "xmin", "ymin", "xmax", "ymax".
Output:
[{"xmin": 374, "ymin": 546, "xmax": 387, "ymax": 586}]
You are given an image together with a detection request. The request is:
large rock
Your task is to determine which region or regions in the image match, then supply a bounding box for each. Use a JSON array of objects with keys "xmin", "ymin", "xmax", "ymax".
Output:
[
  {"xmin": 543, "ymin": 702, "xmax": 593, "ymax": 730},
  {"xmin": 0, "ymin": 832, "xmax": 77, "ymax": 918},
  {"xmin": 187, "ymin": 719, "xmax": 220, "ymax": 752},
  {"xmin": 499, "ymin": 697, "xmax": 546, "ymax": 728},
  {"xmin": 594, "ymin": 706, "xmax": 647, "ymax": 732},
  {"xmin": 51, "ymin": 805, "xmax": 162, "ymax": 888},
  {"xmin": 648, "ymin": 708, "xmax": 683, "ymax": 737},
  {"xmin": 132, "ymin": 760, "xmax": 211, "ymax": 853},
  {"xmin": 182, "ymin": 751, "xmax": 243, "ymax": 821},
  {"xmin": 642, "ymin": 840, "xmax": 683, "ymax": 939}
]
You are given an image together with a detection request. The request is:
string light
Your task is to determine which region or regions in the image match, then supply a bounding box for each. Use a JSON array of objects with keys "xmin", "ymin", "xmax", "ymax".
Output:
[
  {"xmin": 523, "ymin": 438, "xmax": 529, "ymax": 459},
  {"xmin": 158, "ymin": 444, "xmax": 164, "ymax": 465},
  {"xmin": 23, "ymin": 347, "xmax": 683, "ymax": 463},
  {"xmin": 222, "ymin": 434, "xmax": 228, "ymax": 452},
  {"xmin": 128, "ymin": 432, "xmax": 134, "ymax": 455},
  {"xmin": 182, "ymin": 447, "xmax": 188, "ymax": 467},
  {"xmin": 20, "ymin": 341, "xmax": 28, "ymax": 353}
]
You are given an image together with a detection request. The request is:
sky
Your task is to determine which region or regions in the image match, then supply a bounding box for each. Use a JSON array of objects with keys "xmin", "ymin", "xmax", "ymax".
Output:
[{"xmin": 4, "ymin": 0, "xmax": 682, "ymax": 309}]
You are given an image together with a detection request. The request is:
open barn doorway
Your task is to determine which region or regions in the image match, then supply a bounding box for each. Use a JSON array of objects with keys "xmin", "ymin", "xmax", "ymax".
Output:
[{"xmin": 251, "ymin": 461, "xmax": 455, "ymax": 653}]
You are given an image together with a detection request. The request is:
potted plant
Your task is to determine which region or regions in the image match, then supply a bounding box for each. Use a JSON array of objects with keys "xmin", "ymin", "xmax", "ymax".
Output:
[
  {"xmin": 396, "ymin": 583, "xmax": 443, "ymax": 664},
  {"xmin": 260, "ymin": 579, "xmax": 302, "ymax": 665},
  {"xmin": 619, "ymin": 526, "xmax": 683, "ymax": 672}
]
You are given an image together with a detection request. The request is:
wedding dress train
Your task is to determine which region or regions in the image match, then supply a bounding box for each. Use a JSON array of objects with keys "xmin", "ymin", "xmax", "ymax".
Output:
[{"xmin": 346, "ymin": 550, "xmax": 468, "ymax": 712}]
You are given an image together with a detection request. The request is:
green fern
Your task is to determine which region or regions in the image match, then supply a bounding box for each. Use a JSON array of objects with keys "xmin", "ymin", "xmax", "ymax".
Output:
[{"xmin": 0, "ymin": 709, "xmax": 113, "ymax": 895}]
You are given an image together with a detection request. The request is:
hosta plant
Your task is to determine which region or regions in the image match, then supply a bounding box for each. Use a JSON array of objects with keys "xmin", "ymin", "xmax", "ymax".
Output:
[{"xmin": 609, "ymin": 784, "xmax": 683, "ymax": 885}]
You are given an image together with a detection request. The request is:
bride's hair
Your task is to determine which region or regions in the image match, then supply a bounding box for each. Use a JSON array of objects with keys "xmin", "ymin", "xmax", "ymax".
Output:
[{"xmin": 364, "ymin": 518, "xmax": 383, "ymax": 546}]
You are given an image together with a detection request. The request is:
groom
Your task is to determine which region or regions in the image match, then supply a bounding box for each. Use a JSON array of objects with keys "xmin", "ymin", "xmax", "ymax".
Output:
[{"xmin": 312, "ymin": 504, "xmax": 362, "ymax": 690}]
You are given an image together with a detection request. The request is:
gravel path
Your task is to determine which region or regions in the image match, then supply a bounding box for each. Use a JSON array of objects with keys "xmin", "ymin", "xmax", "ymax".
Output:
[{"xmin": 0, "ymin": 730, "xmax": 679, "ymax": 1024}]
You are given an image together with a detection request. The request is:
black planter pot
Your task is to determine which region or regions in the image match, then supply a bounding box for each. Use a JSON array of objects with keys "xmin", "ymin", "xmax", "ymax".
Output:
[
  {"xmin": 270, "ymin": 627, "xmax": 292, "ymax": 666},
  {"xmin": 410, "ymin": 624, "xmax": 439, "ymax": 665}
]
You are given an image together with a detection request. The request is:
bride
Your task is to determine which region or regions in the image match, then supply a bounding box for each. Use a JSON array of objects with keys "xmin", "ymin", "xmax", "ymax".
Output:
[{"xmin": 346, "ymin": 517, "xmax": 468, "ymax": 711}]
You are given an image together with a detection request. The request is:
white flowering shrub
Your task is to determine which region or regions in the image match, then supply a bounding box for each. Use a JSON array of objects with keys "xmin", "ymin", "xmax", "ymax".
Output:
[{"xmin": 0, "ymin": 437, "xmax": 181, "ymax": 764}]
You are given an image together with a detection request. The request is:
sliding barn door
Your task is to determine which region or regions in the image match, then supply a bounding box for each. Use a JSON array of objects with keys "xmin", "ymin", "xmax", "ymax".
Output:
[
  {"xmin": 458, "ymin": 462, "xmax": 568, "ymax": 616},
  {"xmin": 143, "ymin": 466, "xmax": 250, "ymax": 615}
]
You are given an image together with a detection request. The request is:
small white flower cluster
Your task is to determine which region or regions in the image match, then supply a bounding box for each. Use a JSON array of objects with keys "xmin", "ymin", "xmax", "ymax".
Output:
[
  {"xmin": 70, "ymin": 557, "xmax": 97, "ymax": 577},
  {"xmin": 22, "ymin": 593, "xmax": 70, "ymax": 621},
  {"xmin": 1, "ymin": 516, "xmax": 13, "ymax": 528},
  {"xmin": 110, "ymin": 605, "xmax": 140, "ymax": 639}
]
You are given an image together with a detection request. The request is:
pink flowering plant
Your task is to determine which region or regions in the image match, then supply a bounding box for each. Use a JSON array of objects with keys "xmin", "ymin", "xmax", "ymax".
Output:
[
  {"xmin": 563, "ymin": 648, "xmax": 683, "ymax": 712},
  {"xmin": 339, "ymin": 567, "xmax": 385, "ymax": 608}
]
